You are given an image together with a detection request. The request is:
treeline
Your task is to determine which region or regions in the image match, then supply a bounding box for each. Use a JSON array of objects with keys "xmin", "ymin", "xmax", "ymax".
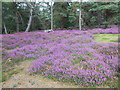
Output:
[{"xmin": 2, "ymin": 2, "xmax": 119, "ymax": 34}]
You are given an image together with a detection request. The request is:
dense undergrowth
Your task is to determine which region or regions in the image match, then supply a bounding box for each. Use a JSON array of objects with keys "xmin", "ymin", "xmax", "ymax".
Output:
[{"xmin": 2, "ymin": 28, "xmax": 119, "ymax": 87}]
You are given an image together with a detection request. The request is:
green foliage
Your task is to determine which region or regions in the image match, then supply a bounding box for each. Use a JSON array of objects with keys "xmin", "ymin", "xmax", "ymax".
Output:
[
  {"xmin": 72, "ymin": 55, "xmax": 86, "ymax": 64},
  {"xmin": 2, "ymin": 2, "xmax": 119, "ymax": 33},
  {"xmin": 2, "ymin": 70, "xmax": 19, "ymax": 82},
  {"xmin": 90, "ymin": 16, "xmax": 97, "ymax": 25},
  {"xmin": 94, "ymin": 34, "xmax": 119, "ymax": 43},
  {"xmin": 13, "ymin": 84, "xmax": 18, "ymax": 87},
  {"xmin": 31, "ymin": 81, "xmax": 35, "ymax": 85}
]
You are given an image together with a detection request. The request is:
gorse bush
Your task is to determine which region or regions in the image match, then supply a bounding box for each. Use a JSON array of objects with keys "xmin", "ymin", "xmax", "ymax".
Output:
[{"xmin": 2, "ymin": 28, "xmax": 119, "ymax": 87}]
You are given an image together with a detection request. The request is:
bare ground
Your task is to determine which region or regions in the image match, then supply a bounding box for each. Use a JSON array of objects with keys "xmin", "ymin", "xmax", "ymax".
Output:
[{"xmin": 1, "ymin": 60, "xmax": 79, "ymax": 88}]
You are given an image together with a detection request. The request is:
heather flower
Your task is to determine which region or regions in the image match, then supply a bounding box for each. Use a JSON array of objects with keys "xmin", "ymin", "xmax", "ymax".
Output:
[{"xmin": 2, "ymin": 28, "xmax": 119, "ymax": 87}]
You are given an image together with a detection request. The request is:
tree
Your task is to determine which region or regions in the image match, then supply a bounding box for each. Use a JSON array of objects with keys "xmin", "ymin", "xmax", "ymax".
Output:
[
  {"xmin": 3, "ymin": 23, "xmax": 8, "ymax": 34},
  {"xmin": 79, "ymin": 0, "xmax": 82, "ymax": 30},
  {"xmin": 53, "ymin": 2, "xmax": 70, "ymax": 29},
  {"xmin": 2, "ymin": 2, "xmax": 119, "ymax": 33},
  {"xmin": 89, "ymin": 2, "xmax": 119, "ymax": 28},
  {"xmin": 51, "ymin": 0, "xmax": 53, "ymax": 31},
  {"xmin": 25, "ymin": 3, "xmax": 33, "ymax": 32}
]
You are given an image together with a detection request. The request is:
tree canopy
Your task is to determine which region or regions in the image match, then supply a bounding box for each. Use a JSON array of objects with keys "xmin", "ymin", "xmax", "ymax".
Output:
[{"xmin": 2, "ymin": 1, "xmax": 119, "ymax": 34}]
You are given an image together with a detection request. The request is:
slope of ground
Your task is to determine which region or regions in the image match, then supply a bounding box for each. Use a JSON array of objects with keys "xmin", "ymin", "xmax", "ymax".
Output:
[
  {"xmin": 1, "ymin": 28, "xmax": 119, "ymax": 88},
  {"xmin": 1, "ymin": 59, "xmax": 112, "ymax": 88}
]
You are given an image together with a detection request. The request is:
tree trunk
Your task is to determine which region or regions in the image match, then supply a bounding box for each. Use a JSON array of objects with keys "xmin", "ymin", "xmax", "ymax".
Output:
[
  {"xmin": 51, "ymin": 0, "xmax": 53, "ymax": 31},
  {"xmin": 16, "ymin": 12, "xmax": 19, "ymax": 32},
  {"xmin": 4, "ymin": 23, "xmax": 8, "ymax": 34},
  {"xmin": 17, "ymin": 11, "xmax": 24, "ymax": 25},
  {"xmin": 25, "ymin": 8, "xmax": 33, "ymax": 32},
  {"xmin": 79, "ymin": 0, "xmax": 82, "ymax": 30}
]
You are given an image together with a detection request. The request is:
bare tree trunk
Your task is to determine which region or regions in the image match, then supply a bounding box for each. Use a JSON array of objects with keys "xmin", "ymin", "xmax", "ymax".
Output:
[
  {"xmin": 79, "ymin": 0, "xmax": 82, "ymax": 31},
  {"xmin": 17, "ymin": 11, "xmax": 24, "ymax": 25},
  {"xmin": 51, "ymin": 0, "xmax": 53, "ymax": 31},
  {"xmin": 4, "ymin": 23, "xmax": 8, "ymax": 34},
  {"xmin": 16, "ymin": 12, "xmax": 19, "ymax": 32},
  {"xmin": 25, "ymin": 8, "xmax": 33, "ymax": 32}
]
